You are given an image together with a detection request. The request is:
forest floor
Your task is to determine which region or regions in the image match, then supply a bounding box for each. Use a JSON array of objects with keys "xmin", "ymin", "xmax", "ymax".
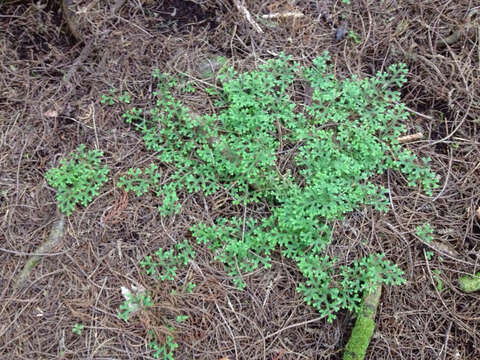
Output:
[{"xmin": 0, "ymin": 0, "xmax": 479, "ymax": 359}]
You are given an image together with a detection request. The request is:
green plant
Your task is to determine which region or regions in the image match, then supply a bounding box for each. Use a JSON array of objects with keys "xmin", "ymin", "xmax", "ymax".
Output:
[
  {"xmin": 175, "ymin": 315, "xmax": 189, "ymax": 323},
  {"xmin": 124, "ymin": 241, "xmax": 193, "ymax": 358},
  {"xmin": 432, "ymin": 269, "xmax": 444, "ymax": 292},
  {"xmin": 425, "ymin": 250, "xmax": 434, "ymax": 261},
  {"xmin": 348, "ymin": 30, "xmax": 360, "ymax": 44},
  {"xmin": 416, "ymin": 223, "xmax": 434, "ymax": 243},
  {"xmin": 46, "ymin": 144, "xmax": 109, "ymax": 216},
  {"xmin": 118, "ymin": 52, "xmax": 437, "ymax": 322},
  {"xmin": 100, "ymin": 88, "xmax": 116, "ymax": 105},
  {"xmin": 140, "ymin": 240, "xmax": 195, "ymax": 282},
  {"xmin": 118, "ymin": 91, "xmax": 131, "ymax": 104},
  {"xmin": 118, "ymin": 292, "xmax": 153, "ymax": 322},
  {"xmin": 149, "ymin": 334, "xmax": 178, "ymax": 360},
  {"xmin": 72, "ymin": 323, "xmax": 84, "ymax": 335},
  {"xmin": 118, "ymin": 162, "xmax": 162, "ymax": 196},
  {"xmin": 185, "ymin": 282, "xmax": 196, "ymax": 293},
  {"xmin": 101, "ymin": 88, "xmax": 131, "ymax": 105},
  {"xmin": 417, "ymin": 224, "xmax": 436, "ymax": 260}
]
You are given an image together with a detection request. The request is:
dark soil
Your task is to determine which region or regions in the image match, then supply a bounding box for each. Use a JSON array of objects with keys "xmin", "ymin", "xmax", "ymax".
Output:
[{"xmin": 1, "ymin": 0, "xmax": 479, "ymax": 359}]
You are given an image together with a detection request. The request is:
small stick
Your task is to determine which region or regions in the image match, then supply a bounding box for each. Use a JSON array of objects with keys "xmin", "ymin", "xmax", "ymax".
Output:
[
  {"xmin": 272, "ymin": 349, "xmax": 287, "ymax": 360},
  {"xmin": 403, "ymin": 106, "xmax": 435, "ymax": 120},
  {"xmin": 262, "ymin": 12, "xmax": 304, "ymax": 19},
  {"xmin": 396, "ymin": 132, "xmax": 424, "ymax": 143},
  {"xmin": 440, "ymin": 321, "xmax": 452, "ymax": 360},
  {"xmin": 264, "ymin": 315, "xmax": 325, "ymax": 340},
  {"xmin": 233, "ymin": 0, "xmax": 263, "ymax": 33},
  {"xmin": 476, "ymin": 207, "xmax": 480, "ymax": 220}
]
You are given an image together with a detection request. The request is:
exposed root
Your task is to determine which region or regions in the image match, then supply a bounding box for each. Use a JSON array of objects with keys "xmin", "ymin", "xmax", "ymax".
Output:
[{"xmin": 13, "ymin": 214, "xmax": 65, "ymax": 290}]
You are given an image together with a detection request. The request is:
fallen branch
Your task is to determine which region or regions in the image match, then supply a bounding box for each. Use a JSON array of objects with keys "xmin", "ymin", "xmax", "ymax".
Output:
[{"xmin": 343, "ymin": 285, "xmax": 382, "ymax": 360}]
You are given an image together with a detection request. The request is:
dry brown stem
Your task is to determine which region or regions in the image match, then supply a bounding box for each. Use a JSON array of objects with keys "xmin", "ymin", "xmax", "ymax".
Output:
[
  {"xmin": 396, "ymin": 132, "xmax": 424, "ymax": 143},
  {"xmin": 262, "ymin": 11, "xmax": 304, "ymax": 19}
]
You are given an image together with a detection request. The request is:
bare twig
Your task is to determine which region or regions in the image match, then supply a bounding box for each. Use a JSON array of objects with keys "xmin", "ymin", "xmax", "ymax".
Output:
[
  {"xmin": 212, "ymin": 293, "xmax": 239, "ymax": 359},
  {"xmin": 264, "ymin": 316, "xmax": 325, "ymax": 340},
  {"xmin": 262, "ymin": 12, "xmax": 304, "ymax": 19},
  {"xmin": 233, "ymin": 0, "xmax": 263, "ymax": 33},
  {"xmin": 404, "ymin": 106, "xmax": 435, "ymax": 120},
  {"xmin": 440, "ymin": 321, "xmax": 453, "ymax": 360}
]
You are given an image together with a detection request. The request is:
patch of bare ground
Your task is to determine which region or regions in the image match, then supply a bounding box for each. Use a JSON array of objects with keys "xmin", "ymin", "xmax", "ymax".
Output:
[{"xmin": 0, "ymin": 0, "xmax": 479, "ymax": 359}]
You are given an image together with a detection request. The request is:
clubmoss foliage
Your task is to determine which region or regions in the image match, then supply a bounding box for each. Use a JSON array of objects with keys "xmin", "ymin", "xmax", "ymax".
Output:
[
  {"xmin": 46, "ymin": 144, "xmax": 109, "ymax": 216},
  {"xmin": 118, "ymin": 52, "xmax": 438, "ymax": 321}
]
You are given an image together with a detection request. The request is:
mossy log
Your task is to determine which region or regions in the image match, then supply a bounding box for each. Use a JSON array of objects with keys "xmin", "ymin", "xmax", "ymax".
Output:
[
  {"xmin": 458, "ymin": 272, "xmax": 480, "ymax": 293},
  {"xmin": 343, "ymin": 285, "xmax": 382, "ymax": 360}
]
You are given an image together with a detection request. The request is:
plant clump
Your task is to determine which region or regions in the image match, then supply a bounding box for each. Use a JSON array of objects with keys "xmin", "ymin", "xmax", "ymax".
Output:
[
  {"xmin": 46, "ymin": 144, "xmax": 109, "ymax": 216},
  {"xmin": 117, "ymin": 52, "xmax": 438, "ymax": 322}
]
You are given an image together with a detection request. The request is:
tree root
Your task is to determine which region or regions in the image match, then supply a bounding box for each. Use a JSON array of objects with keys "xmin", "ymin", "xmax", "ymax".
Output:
[
  {"xmin": 13, "ymin": 214, "xmax": 65, "ymax": 290},
  {"xmin": 62, "ymin": 0, "xmax": 83, "ymax": 42}
]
